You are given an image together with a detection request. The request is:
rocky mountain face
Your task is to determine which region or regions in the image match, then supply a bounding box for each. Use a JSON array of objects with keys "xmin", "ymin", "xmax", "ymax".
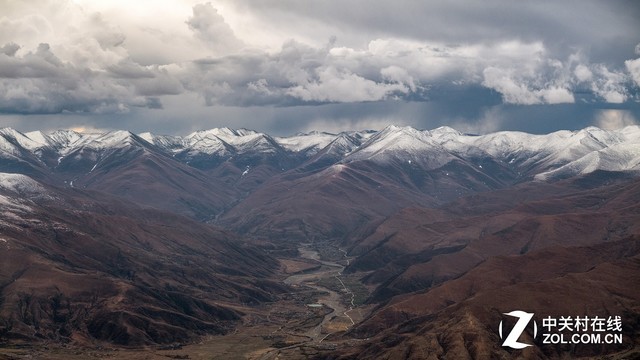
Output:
[
  {"xmin": 0, "ymin": 173, "xmax": 284, "ymax": 345},
  {"xmin": 1, "ymin": 125, "xmax": 639, "ymax": 356},
  {"xmin": 333, "ymin": 173, "xmax": 640, "ymax": 356}
]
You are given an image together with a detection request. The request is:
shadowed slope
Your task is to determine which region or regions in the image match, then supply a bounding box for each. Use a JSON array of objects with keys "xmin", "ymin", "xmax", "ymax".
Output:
[{"xmin": 0, "ymin": 176, "xmax": 283, "ymax": 346}]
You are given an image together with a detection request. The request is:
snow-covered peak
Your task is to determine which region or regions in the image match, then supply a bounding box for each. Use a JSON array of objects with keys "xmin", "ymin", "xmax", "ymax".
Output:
[
  {"xmin": 82, "ymin": 130, "xmax": 139, "ymax": 149},
  {"xmin": 24, "ymin": 131, "xmax": 49, "ymax": 145},
  {"xmin": 26, "ymin": 129, "xmax": 83, "ymax": 152},
  {"xmin": 456, "ymin": 130, "xmax": 535, "ymax": 157},
  {"xmin": 2, "ymin": 124, "xmax": 640, "ymax": 182},
  {"xmin": 138, "ymin": 132, "xmax": 183, "ymax": 150},
  {"xmin": 185, "ymin": 128, "xmax": 277, "ymax": 153},
  {"xmin": 353, "ymin": 125, "xmax": 437, "ymax": 155},
  {"xmin": 50, "ymin": 130, "xmax": 83, "ymax": 144},
  {"xmin": 138, "ymin": 132, "xmax": 155, "ymax": 143},
  {"xmin": 322, "ymin": 133, "xmax": 362, "ymax": 156},
  {"xmin": 534, "ymin": 142, "xmax": 640, "ymax": 181},
  {"xmin": 187, "ymin": 129, "xmax": 222, "ymax": 140},
  {"xmin": 618, "ymin": 125, "xmax": 640, "ymax": 139},
  {"xmin": 575, "ymin": 126, "xmax": 623, "ymax": 147},
  {"xmin": 187, "ymin": 128, "xmax": 258, "ymax": 143},
  {"xmin": 0, "ymin": 128, "xmax": 86, "ymax": 160},
  {"xmin": 276, "ymin": 131, "xmax": 337, "ymax": 153},
  {"xmin": 184, "ymin": 132, "xmax": 230, "ymax": 156},
  {"xmin": 235, "ymin": 128, "xmax": 259, "ymax": 136},
  {"xmin": 429, "ymin": 126, "xmax": 467, "ymax": 149},
  {"xmin": 0, "ymin": 134, "xmax": 21, "ymax": 156},
  {"xmin": 430, "ymin": 126, "xmax": 463, "ymax": 137},
  {"xmin": 0, "ymin": 127, "xmax": 45, "ymax": 151},
  {"xmin": 233, "ymin": 133, "xmax": 281, "ymax": 153},
  {"xmin": 342, "ymin": 125, "xmax": 458, "ymax": 169}
]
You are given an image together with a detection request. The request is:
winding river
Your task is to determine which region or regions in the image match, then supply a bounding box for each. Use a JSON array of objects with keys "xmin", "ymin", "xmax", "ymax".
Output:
[{"xmin": 283, "ymin": 246, "xmax": 355, "ymax": 342}]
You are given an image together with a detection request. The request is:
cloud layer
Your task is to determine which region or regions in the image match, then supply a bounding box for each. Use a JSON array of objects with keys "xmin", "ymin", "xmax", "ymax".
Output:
[{"xmin": 0, "ymin": 0, "xmax": 638, "ymax": 134}]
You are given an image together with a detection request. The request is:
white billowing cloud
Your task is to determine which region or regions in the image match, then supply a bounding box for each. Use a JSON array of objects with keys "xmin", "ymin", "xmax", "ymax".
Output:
[
  {"xmin": 479, "ymin": 45, "xmax": 638, "ymax": 105},
  {"xmin": 0, "ymin": 40, "xmax": 178, "ymax": 113},
  {"xmin": 482, "ymin": 67, "xmax": 544, "ymax": 105},
  {"xmin": 70, "ymin": 0, "xmax": 211, "ymax": 65},
  {"xmin": 626, "ymin": 58, "xmax": 640, "ymax": 87},
  {"xmin": 481, "ymin": 67, "xmax": 575, "ymax": 105},
  {"xmin": 186, "ymin": 2, "xmax": 244, "ymax": 54},
  {"xmin": 574, "ymin": 64, "xmax": 593, "ymax": 82},
  {"xmin": 178, "ymin": 37, "xmax": 595, "ymax": 106},
  {"xmin": 594, "ymin": 109, "xmax": 637, "ymax": 130},
  {"xmin": 589, "ymin": 65, "xmax": 628, "ymax": 103},
  {"xmin": 539, "ymin": 87, "xmax": 575, "ymax": 104},
  {"xmin": 286, "ymin": 66, "xmax": 408, "ymax": 102},
  {"xmin": 0, "ymin": 11, "xmax": 54, "ymax": 51},
  {"xmin": 381, "ymin": 66, "xmax": 416, "ymax": 92},
  {"xmin": 0, "ymin": 1, "xmax": 172, "ymax": 113},
  {"xmin": 0, "ymin": 1, "xmax": 130, "ymax": 68}
]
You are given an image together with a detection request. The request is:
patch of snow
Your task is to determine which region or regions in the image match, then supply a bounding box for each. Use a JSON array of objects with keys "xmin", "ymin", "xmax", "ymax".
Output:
[
  {"xmin": 0, "ymin": 194, "xmax": 32, "ymax": 212},
  {"xmin": 535, "ymin": 140, "xmax": 640, "ymax": 180},
  {"xmin": 187, "ymin": 128, "xmax": 279, "ymax": 155},
  {"xmin": 321, "ymin": 134, "xmax": 362, "ymax": 157},
  {"xmin": 0, "ymin": 173, "xmax": 45, "ymax": 194},
  {"xmin": 88, "ymin": 131, "xmax": 136, "ymax": 149},
  {"xmin": 24, "ymin": 130, "xmax": 48, "ymax": 145},
  {"xmin": 3, "ymin": 125, "xmax": 640, "ymax": 183},
  {"xmin": 183, "ymin": 130, "xmax": 230, "ymax": 156},
  {"xmin": 344, "ymin": 125, "xmax": 455, "ymax": 169},
  {"xmin": 138, "ymin": 132, "xmax": 184, "ymax": 151},
  {"xmin": 47, "ymin": 130, "xmax": 86, "ymax": 153},
  {"xmin": 138, "ymin": 132, "xmax": 155, "ymax": 144},
  {"xmin": 276, "ymin": 131, "xmax": 337, "ymax": 153},
  {"xmin": 0, "ymin": 128, "xmax": 44, "ymax": 150}
]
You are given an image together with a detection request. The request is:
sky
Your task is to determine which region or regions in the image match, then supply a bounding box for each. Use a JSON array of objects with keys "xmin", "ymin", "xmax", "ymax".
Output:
[{"xmin": 0, "ymin": 0, "xmax": 639, "ymax": 136}]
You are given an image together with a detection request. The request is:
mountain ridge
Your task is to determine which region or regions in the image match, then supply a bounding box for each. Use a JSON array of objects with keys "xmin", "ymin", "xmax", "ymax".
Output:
[
  {"xmin": 3, "ymin": 124, "xmax": 640, "ymax": 178},
  {"xmin": 2, "ymin": 124, "xmax": 640, "ymax": 231}
]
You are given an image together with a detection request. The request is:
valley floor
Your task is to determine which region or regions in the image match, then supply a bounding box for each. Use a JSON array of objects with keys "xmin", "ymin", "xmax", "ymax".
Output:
[{"xmin": 0, "ymin": 244, "xmax": 372, "ymax": 360}]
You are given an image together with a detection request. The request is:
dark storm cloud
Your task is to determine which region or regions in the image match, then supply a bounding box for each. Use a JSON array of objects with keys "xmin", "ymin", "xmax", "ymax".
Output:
[{"xmin": 232, "ymin": 0, "xmax": 639, "ymax": 58}]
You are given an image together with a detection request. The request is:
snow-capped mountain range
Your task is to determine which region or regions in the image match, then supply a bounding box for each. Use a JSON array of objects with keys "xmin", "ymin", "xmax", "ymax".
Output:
[
  {"xmin": 2, "ymin": 124, "xmax": 640, "ymax": 354},
  {"xmin": 2, "ymin": 125, "xmax": 640, "ymax": 181}
]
